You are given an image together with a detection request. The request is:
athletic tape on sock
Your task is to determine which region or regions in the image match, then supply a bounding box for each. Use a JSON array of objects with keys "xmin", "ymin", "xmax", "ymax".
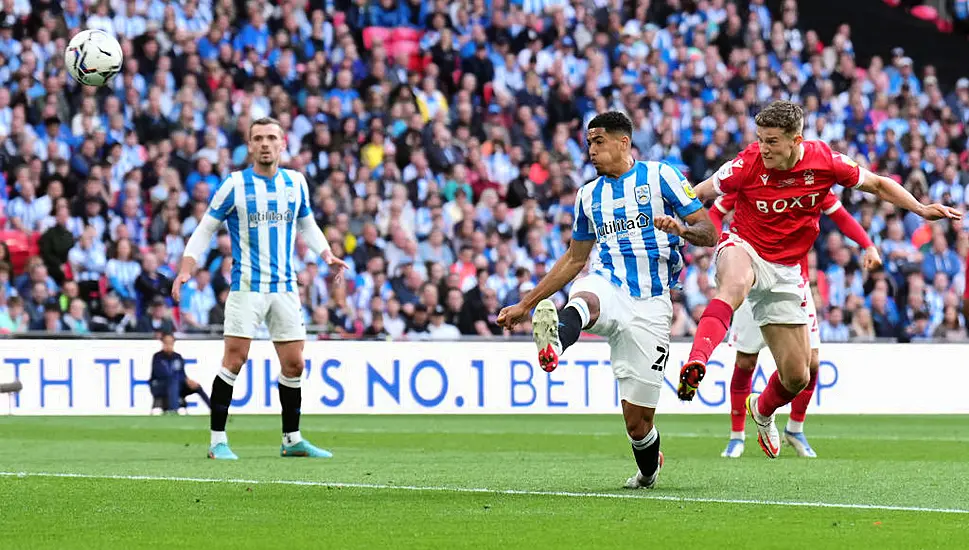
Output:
[
  {"xmin": 565, "ymin": 297, "xmax": 591, "ymax": 329},
  {"xmin": 278, "ymin": 374, "xmax": 302, "ymax": 389},
  {"xmin": 217, "ymin": 368, "xmax": 238, "ymax": 386},
  {"xmin": 630, "ymin": 426, "xmax": 658, "ymax": 450}
]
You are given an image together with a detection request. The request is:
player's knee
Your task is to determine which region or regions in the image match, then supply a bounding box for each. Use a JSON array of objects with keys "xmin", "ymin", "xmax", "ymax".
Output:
[
  {"xmin": 572, "ymin": 291, "xmax": 600, "ymax": 325},
  {"xmin": 735, "ymin": 353, "xmax": 757, "ymax": 371},
  {"xmin": 223, "ymin": 350, "xmax": 247, "ymax": 373},
  {"xmin": 780, "ymin": 365, "xmax": 810, "ymax": 393},
  {"xmin": 280, "ymin": 358, "xmax": 304, "ymax": 378}
]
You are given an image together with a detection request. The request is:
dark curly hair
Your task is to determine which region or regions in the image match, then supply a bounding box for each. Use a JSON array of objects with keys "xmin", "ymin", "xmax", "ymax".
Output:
[{"xmin": 587, "ymin": 111, "xmax": 633, "ymax": 138}]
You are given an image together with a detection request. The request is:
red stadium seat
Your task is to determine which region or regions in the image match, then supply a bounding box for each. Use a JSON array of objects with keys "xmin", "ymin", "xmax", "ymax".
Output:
[
  {"xmin": 363, "ymin": 27, "xmax": 392, "ymax": 50},
  {"xmin": 390, "ymin": 39, "xmax": 420, "ymax": 59},
  {"xmin": 0, "ymin": 231, "xmax": 30, "ymax": 275},
  {"xmin": 911, "ymin": 5, "xmax": 938, "ymax": 20},
  {"xmin": 483, "ymin": 82, "xmax": 494, "ymax": 104},
  {"xmin": 391, "ymin": 27, "xmax": 423, "ymax": 43}
]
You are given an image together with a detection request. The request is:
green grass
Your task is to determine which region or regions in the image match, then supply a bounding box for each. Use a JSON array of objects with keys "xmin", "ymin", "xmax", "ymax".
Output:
[{"xmin": 1, "ymin": 415, "xmax": 968, "ymax": 549}]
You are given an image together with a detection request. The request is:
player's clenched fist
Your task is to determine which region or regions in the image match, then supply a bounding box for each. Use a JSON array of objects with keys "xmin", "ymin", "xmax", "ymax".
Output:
[
  {"xmin": 497, "ymin": 303, "xmax": 528, "ymax": 330},
  {"xmin": 653, "ymin": 215, "xmax": 685, "ymax": 236}
]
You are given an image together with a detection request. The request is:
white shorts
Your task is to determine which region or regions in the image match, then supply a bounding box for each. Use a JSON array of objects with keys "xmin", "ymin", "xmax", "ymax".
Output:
[
  {"xmin": 570, "ymin": 273, "xmax": 672, "ymax": 408},
  {"xmin": 716, "ymin": 232, "xmax": 807, "ymax": 327},
  {"xmin": 223, "ymin": 291, "xmax": 306, "ymax": 342},
  {"xmin": 730, "ymin": 285, "xmax": 820, "ymax": 354}
]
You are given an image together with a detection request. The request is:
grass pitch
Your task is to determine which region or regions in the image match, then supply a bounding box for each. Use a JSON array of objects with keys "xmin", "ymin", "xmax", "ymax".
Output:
[{"xmin": 1, "ymin": 414, "xmax": 968, "ymax": 549}]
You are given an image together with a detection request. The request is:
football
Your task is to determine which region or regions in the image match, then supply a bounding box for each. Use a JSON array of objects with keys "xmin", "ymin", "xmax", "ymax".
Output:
[{"xmin": 64, "ymin": 29, "xmax": 123, "ymax": 87}]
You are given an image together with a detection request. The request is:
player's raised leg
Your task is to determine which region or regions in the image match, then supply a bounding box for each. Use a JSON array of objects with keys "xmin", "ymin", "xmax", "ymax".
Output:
[
  {"xmin": 722, "ymin": 351, "xmax": 757, "ymax": 458},
  {"xmin": 678, "ymin": 245, "xmax": 753, "ymax": 400},
  {"xmin": 208, "ymin": 335, "xmax": 250, "ymax": 460},
  {"xmin": 748, "ymin": 323, "xmax": 810, "ymax": 458},
  {"xmin": 531, "ymin": 292, "xmax": 598, "ymax": 372},
  {"xmin": 273, "ymin": 339, "xmax": 332, "ymax": 458},
  {"xmin": 785, "ymin": 347, "xmax": 819, "ymax": 457}
]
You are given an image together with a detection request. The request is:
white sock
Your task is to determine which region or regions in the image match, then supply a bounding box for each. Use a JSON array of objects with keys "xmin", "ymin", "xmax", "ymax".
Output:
[
  {"xmin": 211, "ymin": 431, "xmax": 228, "ymax": 447},
  {"xmin": 730, "ymin": 431, "xmax": 746, "ymax": 441},
  {"xmin": 786, "ymin": 420, "xmax": 804, "ymax": 433},
  {"xmin": 218, "ymin": 367, "xmax": 238, "ymax": 386},
  {"xmin": 565, "ymin": 297, "xmax": 591, "ymax": 329},
  {"xmin": 283, "ymin": 431, "xmax": 303, "ymax": 446},
  {"xmin": 278, "ymin": 374, "xmax": 301, "ymax": 388}
]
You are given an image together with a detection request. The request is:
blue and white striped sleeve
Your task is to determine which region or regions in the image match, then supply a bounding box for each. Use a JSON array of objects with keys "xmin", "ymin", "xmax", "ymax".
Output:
[
  {"xmin": 571, "ymin": 191, "xmax": 596, "ymax": 242},
  {"xmin": 207, "ymin": 174, "xmax": 236, "ymax": 222},
  {"xmin": 298, "ymin": 173, "xmax": 312, "ymax": 219},
  {"xmin": 658, "ymin": 163, "xmax": 703, "ymax": 219}
]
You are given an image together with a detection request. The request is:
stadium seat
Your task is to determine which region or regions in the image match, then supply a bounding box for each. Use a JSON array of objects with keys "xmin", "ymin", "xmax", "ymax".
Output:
[
  {"xmin": 911, "ymin": 5, "xmax": 938, "ymax": 20},
  {"xmin": 363, "ymin": 27, "xmax": 392, "ymax": 50},
  {"xmin": 390, "ymin": 40, "xmax": 420, "ymax": 59},
  {"xmin": 391, "ymin": 27, "xmax": 423, "ymax": 43}
]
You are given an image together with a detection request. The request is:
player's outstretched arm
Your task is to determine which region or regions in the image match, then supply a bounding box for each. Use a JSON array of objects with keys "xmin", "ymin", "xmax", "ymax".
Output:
[
  {"xmin": 654, "ymin": 209, "xmax": 718, "ymax": 247},
  {"xmin": 857, "ymin": 169, "xmax": 962, "ymax": 221},
  {"xmin": 174, "ymin": 215, "xmax": 221, "ymax": 301},
  {"xmin": 497, "ymin": 239, "xmax": 595, "ymax": 330},
  {"xmin": 825, "ymin": 203, "xmax": 882, "ymax": 271}
]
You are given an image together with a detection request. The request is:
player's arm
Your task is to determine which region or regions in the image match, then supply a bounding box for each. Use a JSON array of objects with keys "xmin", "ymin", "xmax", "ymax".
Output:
[
  {"xmin": 175, "ymin": 177, "xmax": 235, "ymax": 301},
  {"xmin": 692, "ymin": 177, "xmax": 721, "ymax": 203},
  {"xmin": 497, "ymin": 193, "xmax": 596, "ymax": 329},
  {"xmin": 294, "ymin": 173, "xmax": 350, "ymax": 281},
  {"xmin": 516, "ymin": 239, "xmax": 595, "ymax": 312},
  {"xmin": 822, "ymin": 193, "xmax": 882, "ymax": 271},
  {"xmin": 654, "ymin": 163, "xmax": 719, "ymax": 247},
  {"xmin": 855, "ymin": 168, "xmax": 962, "ymax": 221}
]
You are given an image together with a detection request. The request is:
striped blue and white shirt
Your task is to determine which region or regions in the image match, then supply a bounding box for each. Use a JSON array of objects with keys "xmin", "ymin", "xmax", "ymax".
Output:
[
  {"xmin": 572, "ymin": 161, "xmax": 702, "ymax": 298},
  {"xmin": 207, "ymin": 167, "xmax": 312, "ymax": 293}
]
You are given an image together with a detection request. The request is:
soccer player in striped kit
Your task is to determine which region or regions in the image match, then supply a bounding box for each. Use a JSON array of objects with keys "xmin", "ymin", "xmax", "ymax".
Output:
[
  {"xmin": 498, "ymin": 111, "xmax": 719, "ymax": 489},
  {"xmin": 174, "ymin": 117, "xmax": 349, "ymax": 460}
]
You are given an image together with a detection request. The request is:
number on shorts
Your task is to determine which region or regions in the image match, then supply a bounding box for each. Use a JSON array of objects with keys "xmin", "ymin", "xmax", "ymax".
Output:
[{"xmin": 651, "ymin": 346, "xmax": 669, "ymax": 372}]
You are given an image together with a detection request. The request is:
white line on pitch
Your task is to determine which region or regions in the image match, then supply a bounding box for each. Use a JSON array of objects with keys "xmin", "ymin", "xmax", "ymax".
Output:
[{"xmin": 2, "ymin": 471, "xmax": 967, "ymax": 514}]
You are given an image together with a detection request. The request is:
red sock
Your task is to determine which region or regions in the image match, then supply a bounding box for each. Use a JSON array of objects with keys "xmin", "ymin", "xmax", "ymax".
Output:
[
  {"xmin": 730, "ymin": 366, "xmax": 754, "ymax": 432},
  {"xmin": 757, "ymin": 371, "xmax": 798, "ymax": 417},
  {"xmin": 688, "ymin": 299, "xmax": 734, "ymax": 364},
  {"xmin": 789, "ymin": 368, "xmax": 818, "ymax": 423}
]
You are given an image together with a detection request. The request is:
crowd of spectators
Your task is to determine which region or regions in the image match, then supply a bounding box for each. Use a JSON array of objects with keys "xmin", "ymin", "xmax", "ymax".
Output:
[{"xmin": 0, "ymin": 0, "xmax": 968, "ymax": 343}]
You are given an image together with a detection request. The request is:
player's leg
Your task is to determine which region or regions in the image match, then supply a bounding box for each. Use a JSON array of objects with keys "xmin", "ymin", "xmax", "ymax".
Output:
[
  {"xmin": 207, "ymin": 336, "xmax": 251, "ymax": 459},
  {"xmin": 268, "ymin": 292, "xmax": 331, "ymax": 458},
  {"xmin": 721, "ymin": 300, "xmax": 764, "ymax": 458},
  {"xmin": 679, "ymin": 244, "xmax": 755, "ymax": 400},
  {"xmin": 531, "ymin": 275, "xmax": 611, "ymax": 372},
  {"xmin": 615, "ymin": 294, "xmax": 670, "ymax": 489},
  {"xmin": 621, "ymin": 401, "xmax": 664, "ymax": 489},
  {"xmin": 748, "ymin": 322, "xmax": 810, "ymax": 458},
  {"xmin": 785, "ymin": 347, "xmax": 819, "ymax": 457},
  {"xmin": 785, "ymin": 289, "xmax": 821, "ymax": 457},
  {"xmin": 208, "ymin": 291, "xmax": 261, "ymax": 460},
  {"xmin": 722, "ymin": 351, "xmax": 757, "ymax": 458}
]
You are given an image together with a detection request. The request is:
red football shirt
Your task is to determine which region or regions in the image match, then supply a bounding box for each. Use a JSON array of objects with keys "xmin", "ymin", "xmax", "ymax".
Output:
[{"xmin": 712, "ymin": 141, "xmax": 864, "ymax": 266}]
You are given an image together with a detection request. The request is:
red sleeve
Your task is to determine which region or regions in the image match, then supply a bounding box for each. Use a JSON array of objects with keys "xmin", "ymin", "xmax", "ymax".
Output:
[
  {"xmin": 709, "ymin": 194, "xmax": 735, "ymax": 229},
  {"xmin": 711, "ymin": 145, "xmax": 756, "ymax": 195},
  {"xmin": 830, "ymin": 149, "xmax": 864, "ymax": 188},
  {"xmin": 827, "ymin": 204, "xmax": 874, "ymax": 248}
]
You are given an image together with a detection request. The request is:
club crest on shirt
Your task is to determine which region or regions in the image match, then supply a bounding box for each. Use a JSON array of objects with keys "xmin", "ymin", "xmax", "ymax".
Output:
[
  {"xmin": 635, "ymin": 184, "xmax": 651, "ymax": 205},
  {"xmin": 803, "ymin": 169, "xmax": 815, "ymax": 185}
]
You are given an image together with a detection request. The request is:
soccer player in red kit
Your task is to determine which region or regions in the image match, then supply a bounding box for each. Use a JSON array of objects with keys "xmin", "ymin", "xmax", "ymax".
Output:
[
  {"xmin": 709, "ymin": 191, "xmax": 882, "ymax": 458},
  {"xmin": 679, "ymin": 100, "xmax": 961, "ymax": 458}
]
